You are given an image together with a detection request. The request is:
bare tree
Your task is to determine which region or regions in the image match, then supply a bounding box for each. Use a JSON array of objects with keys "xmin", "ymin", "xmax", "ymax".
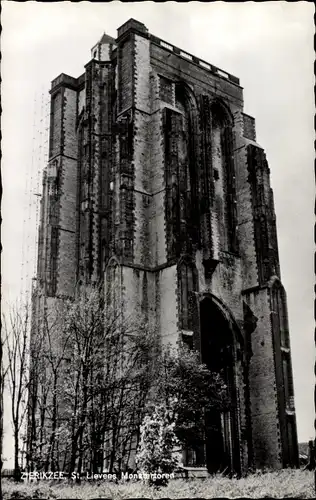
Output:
[
  {"xmin": 42, "ymin": 301, "xmax": 73, "ymax": 472},
  {"xmin": 0, "ymin": 319, "xmax": 10, "ymax": 494},
  {"xmin": 25, "ymin": 284, "xmax": 158, "ymax": 476},
  {"xmin": 96, "ymin": 315, "xmax": 157, "ymax": 474},
  {"xmin": 53, "ymin": 285, "xmax": 158, "ymax": 476},
  {"xmin": 61, "ymin": 286, "xmax": 107, "ymax": 477},
  {"xmin": 2, "ymin": 301, "xmax": 30, "ymax": 481},
  {"xmin": 26, "ymin": 295, "xmax": 47, "ymax": 471},
  {"xmin": 26, "ymin": 296, "xmax": 76, "ymax": 472}
]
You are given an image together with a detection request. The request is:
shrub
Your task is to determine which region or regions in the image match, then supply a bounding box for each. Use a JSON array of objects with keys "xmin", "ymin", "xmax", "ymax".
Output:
[
  {"xmin": 150, "ymin": 344, "xmax": 229, "ymax": 456},
  {"xmin": 135, "ymin": 404, "xmax": 180, "ymax": 487}
]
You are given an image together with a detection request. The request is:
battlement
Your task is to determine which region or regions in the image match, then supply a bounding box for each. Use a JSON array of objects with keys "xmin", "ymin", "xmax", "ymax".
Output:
[
  {"xmin": 116, "ymin": 18, "xmax": 240, "ymax": 86},
  {"xmin": 51, "ymin": 19, "xmax": 240, "ymax": 94},
  {"xmin": 148, "ymin": 33, "xmax": 240, "ymax": 86}
]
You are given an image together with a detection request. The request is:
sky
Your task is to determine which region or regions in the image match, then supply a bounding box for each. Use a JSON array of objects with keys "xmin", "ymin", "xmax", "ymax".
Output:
[{"xmin": 2, "ymin": 1, "xmax": 314, "ymax": 466}]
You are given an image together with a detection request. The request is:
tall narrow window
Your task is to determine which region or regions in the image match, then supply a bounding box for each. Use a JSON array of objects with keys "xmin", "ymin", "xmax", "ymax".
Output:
[
  {"xmin": 210, "ymin": 101, "xmax": 237, "ymax": 253},
  {"xmin": 164, "ymin": 83, "xmax": 198, "ymax": 260},
  {"xmin": 271, "ymin": 282, "xmax": 290, "ymax": 349},
  {"xmin": 176, "ymin": 85, "xmax": 196, "ymax": 228},
  {"xmin": 178, "ymin": 259, "xmax": 197, "ymax": 333}
]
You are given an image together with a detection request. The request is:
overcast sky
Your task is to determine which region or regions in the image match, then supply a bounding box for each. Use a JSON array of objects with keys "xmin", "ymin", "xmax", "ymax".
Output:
[{"xmin": 2, "ymin": 2, "xmax": 314, "ymax": 465}]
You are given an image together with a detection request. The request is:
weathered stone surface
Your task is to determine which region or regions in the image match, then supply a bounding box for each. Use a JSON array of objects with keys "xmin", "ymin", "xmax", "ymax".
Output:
[{"xmin": 33, "ymin": 18, "xmax": 299, "ymax": 475}]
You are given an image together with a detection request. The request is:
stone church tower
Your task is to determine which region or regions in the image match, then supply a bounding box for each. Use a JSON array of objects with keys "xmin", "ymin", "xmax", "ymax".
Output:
[{"xmin": 34, "ymin": 19, "xmax": 299, "ymax": 474}]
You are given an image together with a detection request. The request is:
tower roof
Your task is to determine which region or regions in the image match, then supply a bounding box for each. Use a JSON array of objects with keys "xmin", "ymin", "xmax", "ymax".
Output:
[{"xmin": 99, "ymin": 32, "xmax": 116, "ymax": 45}]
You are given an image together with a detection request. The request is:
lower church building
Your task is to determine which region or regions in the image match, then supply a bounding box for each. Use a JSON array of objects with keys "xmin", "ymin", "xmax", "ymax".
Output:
[{"xmin": 30, "ymin": 18, "xmax": 299, "ymax": 474}]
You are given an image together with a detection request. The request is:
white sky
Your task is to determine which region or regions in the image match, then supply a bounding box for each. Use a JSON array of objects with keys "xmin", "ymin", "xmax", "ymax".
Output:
[{"xmin": 2, "ymin": 1, "xmax": 314, "ymax": 466}]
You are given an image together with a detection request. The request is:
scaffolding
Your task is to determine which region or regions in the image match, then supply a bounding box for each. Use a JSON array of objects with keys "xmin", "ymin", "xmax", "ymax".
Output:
[{"xmin": 20, "ymin": 88, "xmax": 50, "ymax": 304}]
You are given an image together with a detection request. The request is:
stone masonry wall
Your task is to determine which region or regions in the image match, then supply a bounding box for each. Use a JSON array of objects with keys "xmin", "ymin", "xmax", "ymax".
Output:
[
  {"xmin": 41, "ymin": 167, "xmax": 57, "ymax": 295},
  {"xmin": 56, "ymin": 87, "xmax": 78, "ymax": 297},
  {"xmin": 118, "ymin": 38, "xmax": 133, "ymax": 113},
  {"xmin": 44, "ymin": 84, "xmax": 78, "ymax": 297},
  {"xmin": 57, "ymin": 158, "xmax": 77, "ymax": 296},
  {"xmin": 133, "ymin": 35, "xmax": 151, "ymax": 267},
  {"xmin": 150, "ymin": 43, "xmax": 243, "ymax": 109},
  {"xmin": 90, "ymin": 64, "xmax": 102, "ymax": 282},
  {"xmin": 50, "ymin": 91, "xmax": 62, "ymax": 158},
  {"xmin": 63, "ymin": 88, "xmax": 77, "ymax": 159},
  {"xmin": 78, "ymin": 62, "xmax": 115, "ymax": 281},
  {"xmin": 247, "ymin": 145, "xmax": 281, "ymax": 285},
  {"xmin": 114, "ymin": 35, "xmax": 135, "ymax": 264},
  {"xmin": 242, "ymin": 113, "xmax": 256, "ymax": 142},
  {"xmin": 212, "ymin": 127, "xmax": 228, "ymax": 251},
  {"xmin": 148, "ymin": 38, "xmax": 292, "ymax": 471},
  {"xmin": 233, "ymin": 114, "xmax": 259, "ymax": 290},
  {"xmin": 244, "ymin": 288, "xmax": 282, "ymax": 469},
  {"xmin": 78, "ymin": 88, "xmax": 85, "ymax": 116},
  {"xmin": 148, "ymin": 74, "xmax": 167, "ymax": 266},
  {"xmin": 134, "ymin": 35, "xmax": 151, "ymax": 114},
  {"xmin": 159, "ymin": 265, "xmax": 178, "ymax": 347},
  {"xmin": 121, "ymin": 266, "xmax": 158, "ymax": 333},
  {"xmin": 133, "ymin": 108, "xmax": 151, "ymax": 267}
]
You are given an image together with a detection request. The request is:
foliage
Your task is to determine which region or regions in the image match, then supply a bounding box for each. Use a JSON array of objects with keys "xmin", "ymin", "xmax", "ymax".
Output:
[
  {"xmin": 2, "ymin": 469, "xmax": 315, "ymax": 499},
  {"xmin": 134, "ymin": 344, "xmax": 228, "ymax": 485},
  {"xmin": 150, "ymin": 344, "xmax": 229, "ymax": 453},
  {"xmin": 136, "ymin": 404, "xmax": 180, "ymax": 486}
]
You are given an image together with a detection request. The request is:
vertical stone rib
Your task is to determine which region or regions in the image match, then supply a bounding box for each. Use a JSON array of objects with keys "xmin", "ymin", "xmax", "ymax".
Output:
[
  {"xmin": 199, "ymin": 95, "xmax": 213, "ymax": 264},
  {"xmin": 247, "ymin": 144, "xmax": 280, "ymax": 285}
]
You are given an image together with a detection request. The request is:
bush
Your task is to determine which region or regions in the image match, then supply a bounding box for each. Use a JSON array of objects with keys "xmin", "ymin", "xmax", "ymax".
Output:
[
  {"xmin": 135, "ymin": 404, "xmax": 180, "ymax": 487},
  {"xmin": 150, "ymin": 344, "xmax": 229, "ymax": 455}
]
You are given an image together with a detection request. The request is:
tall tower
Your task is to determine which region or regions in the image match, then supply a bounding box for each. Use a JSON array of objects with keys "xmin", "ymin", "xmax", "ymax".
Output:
[{"xmin": 33, "ymin": 18, "xmax": 299, "ymax": 474}]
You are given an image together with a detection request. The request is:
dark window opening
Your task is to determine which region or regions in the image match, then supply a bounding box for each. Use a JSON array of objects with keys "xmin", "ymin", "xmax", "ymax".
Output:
[
  {"xmin": 210, "ymin": 101, "xmax": 237, "ymax": 253},
  {"xmin": 178, "ymin": 260, "xmax": 196, "ymax": 332}
]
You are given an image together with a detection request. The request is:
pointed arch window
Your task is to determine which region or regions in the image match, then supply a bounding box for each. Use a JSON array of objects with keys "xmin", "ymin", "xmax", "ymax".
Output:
[
  {"xmin": 271, "ymin": 281, "xmax": 290, "ymax": 349},
  {"xmin": 210, "ymin": 101, "xmax": 238, "ymax": 254},
  {"xmin": 163, "ymin": 83, "xmax": 198, "ymax": 259}
]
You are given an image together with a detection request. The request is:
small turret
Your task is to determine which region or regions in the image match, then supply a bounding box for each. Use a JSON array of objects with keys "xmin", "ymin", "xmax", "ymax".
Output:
[{"xmin": 91, "ymin": 32, "xmax": 117, "ymax": 62}]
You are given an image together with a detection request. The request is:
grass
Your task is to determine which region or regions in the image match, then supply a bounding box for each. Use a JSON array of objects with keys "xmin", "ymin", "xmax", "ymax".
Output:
[{"xmin": 2, "ymin": 469, "xmax": 314, "ymax": 499}]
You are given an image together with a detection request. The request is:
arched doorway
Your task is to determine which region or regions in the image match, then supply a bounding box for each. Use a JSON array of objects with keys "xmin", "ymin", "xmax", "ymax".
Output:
[{"xmin": 200, "ymin": 297, "xmax": 241, "ymax": 475}]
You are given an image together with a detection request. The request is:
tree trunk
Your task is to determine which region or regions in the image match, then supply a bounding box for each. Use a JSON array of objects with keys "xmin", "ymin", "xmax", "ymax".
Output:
[
  {"xmin": 0, "ymin": 383, "xmax": 3, "ymax": 496},
  {"xmin": 46, "ymin": 376, "xmax": 58, "ymax": 471},
  {"xmin": 27, "ymin": 391, "xmax": 38, "ymax": 472},
  {"xmin": 76, "ymin": 392, "xmax": 88, "ymax": 479},
  {"xmin": 69, "ymin": 434, "xmax": 78, "ymax": 478},
  {"xmin": 14, "ymin": 428, "xmax": 21, "ymax": 481},
  {"xmin": 305, "ymin": 440, "xmax": 315, "ymax": 471},
  {"xmin": 76, "ymin": 429, "xmax": 84, "ymax": 481}
]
